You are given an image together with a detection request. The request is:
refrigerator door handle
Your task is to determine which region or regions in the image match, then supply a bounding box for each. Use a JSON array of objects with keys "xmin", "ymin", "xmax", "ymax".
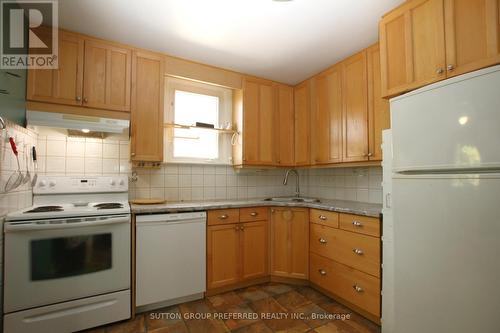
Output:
[{"xmin": 385, "ymin": 193, "xmax": 392, "ymax": 208}]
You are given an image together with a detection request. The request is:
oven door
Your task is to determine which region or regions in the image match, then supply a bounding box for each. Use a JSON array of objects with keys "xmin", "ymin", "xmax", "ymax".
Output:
[{"xmin": 4, "ymin": 214, "xmax": 131, "ymax": 313}]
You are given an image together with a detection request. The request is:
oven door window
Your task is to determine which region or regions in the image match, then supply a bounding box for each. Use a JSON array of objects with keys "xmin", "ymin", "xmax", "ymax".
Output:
[{"xmin": 30, "ymin": 233, "xmax": 112, "ymax": 281}]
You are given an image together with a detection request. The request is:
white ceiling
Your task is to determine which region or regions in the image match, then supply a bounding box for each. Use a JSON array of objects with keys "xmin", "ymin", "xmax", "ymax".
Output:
[{"xmin": 58, "ymin": 0, "xmax": 404, "ymax": 85}]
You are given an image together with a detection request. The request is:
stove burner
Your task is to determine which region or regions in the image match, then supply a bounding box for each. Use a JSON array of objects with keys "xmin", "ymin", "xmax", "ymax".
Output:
[
  {"xmin": 94, "ymin": 203, "xmax": 124, "ymax": 210},
  {"xmin": 24, "ymin": 206, "xmax": 64, "ymax": 213}
]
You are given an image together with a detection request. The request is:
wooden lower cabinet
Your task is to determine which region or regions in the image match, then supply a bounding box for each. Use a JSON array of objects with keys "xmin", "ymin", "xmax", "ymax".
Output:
[
  {"xmin": 310, "ymin": 253, "xmax": 380, "ymax": 318},
  {"xmin": 270, "ymin": 207, "xmax": 309, "ymax": 279},
  {"xmin": 207, "ymin": 208, "xmax": 268, "ymax": 291}
]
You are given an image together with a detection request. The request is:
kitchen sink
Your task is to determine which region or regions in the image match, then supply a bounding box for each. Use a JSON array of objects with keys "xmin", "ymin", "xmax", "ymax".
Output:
[{"xmin": 263, "ymin": 197, "xmax": 321, "ymax": 203}]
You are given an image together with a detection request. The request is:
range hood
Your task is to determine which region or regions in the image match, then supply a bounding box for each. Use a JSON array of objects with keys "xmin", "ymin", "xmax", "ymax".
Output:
[{"xmin": 27, "ymin": 110, "xmax": 129, "ymax": 134}]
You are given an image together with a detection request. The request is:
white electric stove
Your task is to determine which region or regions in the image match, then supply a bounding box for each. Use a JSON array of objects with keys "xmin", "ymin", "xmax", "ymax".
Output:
[{"xmin": 4, "ymin": 176, "xmax": 131, "ymax": 333}]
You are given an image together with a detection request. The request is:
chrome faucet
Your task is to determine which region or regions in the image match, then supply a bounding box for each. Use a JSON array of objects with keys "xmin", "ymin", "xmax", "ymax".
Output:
[{"xmin": 283, "ymin": 169, "xmax": 300, "ymax": 198}]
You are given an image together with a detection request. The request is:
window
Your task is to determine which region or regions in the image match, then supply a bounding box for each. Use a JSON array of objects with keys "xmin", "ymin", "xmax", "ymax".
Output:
[{"xmin": 165, "ymin": 78, "xmax": 233, "ymax": 164}]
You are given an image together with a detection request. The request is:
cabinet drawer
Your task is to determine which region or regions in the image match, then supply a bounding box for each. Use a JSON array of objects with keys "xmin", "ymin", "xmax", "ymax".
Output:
[
  {"xmin": 310, "ymin": 223, "xmax": 337, "ymax": 259},
  {"xmin": 309, "ymin": 252, "xmax": 335, "ymax": 291},
  {"xmin": 339, "ymin": 213, "xmax": 380, "ymax": 237},
  {"xmin": 207, "ymin": 209, "xmax": 240, "ymax": 226},
  {"xmin": 240, "ymin": 207, "xmax": 268, "ymax": 222},
  {"xmin": 310, "ymin": 209, "xmax": 339, "ymax": 228},
  {"xmin": 332, "ymin": 229, "xmax": 380, "ymax": 277},
  {"xmin": 309, "ymin": 253, "xmax": 380, "ymax": 318}
]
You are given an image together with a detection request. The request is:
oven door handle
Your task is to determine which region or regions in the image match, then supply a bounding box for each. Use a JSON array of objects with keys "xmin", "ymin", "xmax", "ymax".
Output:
[{"xmin": 4, "ymin": 215, "xmax": 130, "ymax": 232}]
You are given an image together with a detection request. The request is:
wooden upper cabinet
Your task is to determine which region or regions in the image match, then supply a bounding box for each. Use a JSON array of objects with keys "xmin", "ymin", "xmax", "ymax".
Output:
[
  {"xmin": 444, "ymin": 0, "xmax": 500, "ymax": 77},
  {"xmin": 242, "ymin": 77, "xmax": 275, "ymax": 166},
  {"xmin": 130, "ymin": 50, "xmax": 164, "ymax": 162},
  {"xmin": 270, "ymin": 208, "xmax": 309, "ymax": 279},
  {"xmin": 83, "ymin": 40, "xmax": 131, "ymax": 112},
  {"xmin": 313, "ymin": 64, "xmax": 343, "ymax": 164},
  {"xmin": 367, "ymin": 44, "xmax": 390, "ymax": 161},
  {"xmin": 27, "ymin": 31, "xmax": 84, "ymax": 106},
  {"xmin": 294, "ymin": 81, "xmax": 311, "ymax": 166},
  {"xmin": 276, "ymin": 84, "xmax": 295, "ymax": 166},
  {"xmin": 380, "ymin": 0, "xmax": 446, "ymax": 97},
  {"xmin": 342, "ymin": 50, "xmax": 369, "ymax": 163}
]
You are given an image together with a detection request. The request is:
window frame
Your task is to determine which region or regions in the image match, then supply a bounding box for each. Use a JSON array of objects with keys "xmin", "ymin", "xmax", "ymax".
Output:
[{"xmin": 164, "ymin": 77, "xmax": 233, "ymax": 165}]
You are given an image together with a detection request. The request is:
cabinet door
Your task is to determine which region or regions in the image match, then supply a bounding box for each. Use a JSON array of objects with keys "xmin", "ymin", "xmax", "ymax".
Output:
[
  {"xmin": 241, "ymin": 221, "xmax": 268, "ymax": 280},
  {"xmin": 276, "ymin": 84, "xmax": 295, "ymax": 166},
  {"xmin": 27, "ymin": 31, "xmax": 84, "ymax": 106},
  {"xmin": 258, "ymin": 82, "xmax": 275, "ymax": 164},
  {"xmin": 367, "ymin": 44, "xmax": 390, "ymax": 161},
  {"xmin": 270, "ymin": 208, "xmax": 291, "ymax": 277},
  {"xmin": 130, "ymin": 50, "xmax": 164, "ymax": 162},
  {"xmin": 342, "ymin": 51, "xmax": 369, "ymax": 163},
  {"xmin": 408, "ymin": 0, "xmax": 447, "ymax": 88},
  {"xmin": 313, "ymin": 65, "xmax": 343, "ymax": 164},
  {"xmin": 444, "ymin": 0, "xmax": 500, "ymax": 77},
  {"xmin": 83, "ymin": 40, "xmax": 131, "ymax": 112},
  {"xmin": 242, "ymin": 78, "xmax": 275, "ymax": 165},
  {"xmin": 288, "ymin": 208, "xmax": 309, "ymax": 279},
  {"xmin": 207, "ymin": 224, "xmax": 240, "ymax": 290},
  {"xmin": 380, "ymin": 0, "xmax": 446, "ymax": 97},
  {"xmin": 270, "ymin": 208, "xmax": 308, "ymax": 279},
  {"xmin": 294, "ymin": 81, "xmax": 311, "ymax": 166}
]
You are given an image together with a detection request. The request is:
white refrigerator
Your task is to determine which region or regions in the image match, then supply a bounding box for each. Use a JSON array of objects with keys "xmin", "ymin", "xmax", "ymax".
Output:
[{"xmin": 386, "ymin": 65, "xmax": 500, "ymax": 333}]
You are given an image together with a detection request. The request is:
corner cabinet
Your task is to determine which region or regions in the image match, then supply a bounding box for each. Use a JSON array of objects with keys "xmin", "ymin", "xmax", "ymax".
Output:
[
  {"xmin": 130, "ymin": 50, "xmax": 164, "ymax": 162},
  {"xmin": 270, "ymin": 207, "xmax": 309, "ymax": 280},
  {"xmin": 27, "ymin": 31, "xmax": 132, "ymax": 112},
  {"xmin": 380, "ymin": 0, "xmax": 500, "ymax": 97}
]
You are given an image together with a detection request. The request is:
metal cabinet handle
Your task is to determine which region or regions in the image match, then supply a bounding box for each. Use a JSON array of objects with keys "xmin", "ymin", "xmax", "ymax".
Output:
[
  {"xmin": 353, "ymin": 285, "xmax": 364, "ymax": 293},
  {"xmin": 250, "ymin": 212, "xmax": 258, "ymax": 217},
  {"xmin": 0, "ymin": 89, "xmax": 9, "ymax": 95},
  {"xmin": 318, "ymin": 269, "xmax": 327, "ymax": 276},
  {"xmin": 240, "ymin": 225, "xmax": 245, "ymax": 231},
  {"xmin": 219, "ymin": 214, "xmax": 228, "ymax": 220},
  {"xmin": 436, "ymin": 68, "xmax": 444, "ymax": 75},
  {"xmin": 352, "ymin": 220, "xmax": 363, "ymax": 227},
  {"xmin": 5, "ymin": 71, "xmax": 21, "ymax": 78},
  {"xmin": 318, "ymin": 238, "xmax": 327, "ymax": 244},
  {"xmin": 447, "ymin": 64, "xmax": 455, "ymax": 71},
  {"xmin": 76, "ymin": 96, "xmax": 81, "ymax": 101},
  {"xmin": 319, "ymin": 215, "xmax": 327, "ymax": 220},
  {"xmin": 83, "ymin": 97, "xmax": 88, "ymax": 103},
  {"xmin": 131, "ymin": 152, "xmax": 136, "ymax": 156},
  {"xmin": 353, "ymin": 248, "xmax": 364, "ymax": 255},
  {"xmin": 365, "ymin": 152, "xmax": 373, "ymax": 157},
  {"xmin": 234, "ymin": 225, "xmax": 239, "ymax": 231}
]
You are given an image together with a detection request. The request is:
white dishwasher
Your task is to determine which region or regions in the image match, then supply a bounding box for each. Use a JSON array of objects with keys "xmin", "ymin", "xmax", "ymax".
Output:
[{"xmin": 135, "ymin": 212, "xmax": 206, "ymax": 311}]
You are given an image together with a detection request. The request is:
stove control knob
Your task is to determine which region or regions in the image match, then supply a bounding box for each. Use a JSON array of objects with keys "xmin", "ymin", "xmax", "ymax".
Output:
[
  {"xmin": 119, "ymin": 179, "xmax": 125, "ymax": 186},
  {"xmin": 39, "ymin": 180, "xmax": 47, "ymax": 187},
  {"xmin": 110, "ymin": 179, "xmax": 116, "ymax": 186},
  {"xmin": 49, "ymin": 181, "xmax": 56, "ymax": 187}
]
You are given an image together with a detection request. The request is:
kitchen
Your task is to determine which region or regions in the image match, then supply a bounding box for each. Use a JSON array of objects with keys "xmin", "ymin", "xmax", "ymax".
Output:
[{"xmin": 0, "ymin": 0, "xmax": 499, "ymax": 332}]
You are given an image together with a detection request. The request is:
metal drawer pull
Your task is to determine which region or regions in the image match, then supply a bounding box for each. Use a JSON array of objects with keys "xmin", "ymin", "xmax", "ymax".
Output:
[
  {"xmin": 318, "ymin": 238, "xmax": 327, "ymax": 244},
  {"xmin": 240, "ymin": 225, "xmax": 245, "ymax": 231},
  {"xmin": 353, "ymin": 248, "xmax": 364, "ymax": 255},
  {"xmin": 0, "ymin": 89, "xmax": 9, "ymax": 95},
  {"xmin": 353, "ymin": 285, "xmax": 364, "ymax": 293},
  {"xmin": 219, "ymin": 214, "xmax": 228, "ymax": 219},
  {"xmin": 5, "ymin": 71, "xmax": 21, "ymax": 78},
  {"xmin": 250, "ymin": 212, "xmax": 258, "ymax": 217},
  {"xmin": 234, "ymin": 226, "xmax": 239, "ymax": 231},
  {"xmin": 318, "ymin": 269, "xmax": 327, "ymax": 276},
  {"xmin": 319, "ymin": 215, "xmax": 327, "ymax": 220},
  {"xmin": 352, "ymin": 220, "xmax": 363, "ymax": 227}
]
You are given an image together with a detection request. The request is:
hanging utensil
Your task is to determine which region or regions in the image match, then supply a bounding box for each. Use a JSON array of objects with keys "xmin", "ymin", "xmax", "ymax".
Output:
[
  {"xmin": 4, "ymin": 137, "xmax": 23, "ymax": 192},
  {"xmin": 22, "ymin": 144, "xmax": 31, "ymax": 185},
  {"xmin": 31, "ymin": 146, "xmax": 38, "ymax": 187}
]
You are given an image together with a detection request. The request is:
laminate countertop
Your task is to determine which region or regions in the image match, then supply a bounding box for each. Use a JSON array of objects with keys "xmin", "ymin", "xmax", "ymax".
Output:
[{"xmin": 131, "ymin": 198, "xmax": 382, "ymax": 218}]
